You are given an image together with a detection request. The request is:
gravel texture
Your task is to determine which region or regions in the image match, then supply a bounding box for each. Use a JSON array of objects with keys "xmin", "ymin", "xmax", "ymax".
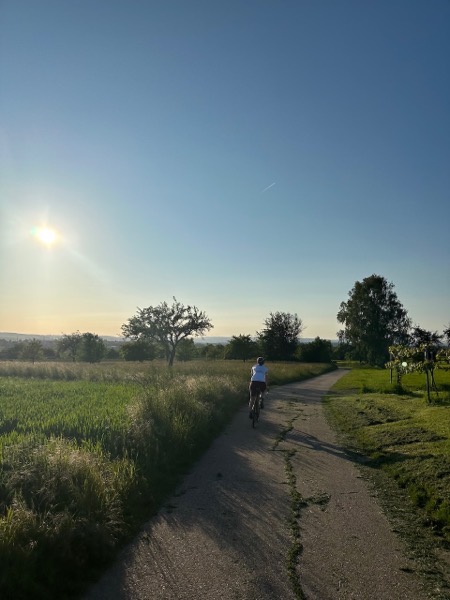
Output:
[{"xmin": 84, "ymin": 369, "xmax": 430, "ymax": 600}]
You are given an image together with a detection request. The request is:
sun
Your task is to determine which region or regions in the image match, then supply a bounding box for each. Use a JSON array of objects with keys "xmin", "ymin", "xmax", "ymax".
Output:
[
  {"xmin": 38, "ymin": 227, "xmax": 56, "ymax": 245},
  {"xmin": 32, "ymin": 226, "xmax": 58, "ymax": 246}
]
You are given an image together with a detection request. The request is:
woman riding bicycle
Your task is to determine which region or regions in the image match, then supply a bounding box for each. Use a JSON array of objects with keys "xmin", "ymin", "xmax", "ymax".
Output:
[{"xmin": 249, "ymin": 357, "xmax": 269, "ymax": 418}]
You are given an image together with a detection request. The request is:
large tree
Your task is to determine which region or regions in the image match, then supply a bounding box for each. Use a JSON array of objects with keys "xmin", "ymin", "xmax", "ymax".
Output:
[
  {"xmin": 297, "ymin": 337, "xmax": 333, "ymax": 363},
  {"xmin": 20, "ymin": 339, "xmax": 44, "ymax": 363},
  {"xmin": 337, "ymin": 274, "xmax": 411, "ymax": 366},
  {"xmin": 225, "ymin": 334, "xmax": 258, "ymax": 362},
  {"xmin": 258, "ymin": 312, "xmax": 304, "ymax": 361},
  {"xmin": 122, "ymin": 298, "xmax": 213, "ymax": 366},
  {"xmin": 57, "ymin": 331, "xmax": 82, "ymax": 362},
  {"xmin": 77, "ymin": 332, "xmax": 106, "ymax": 363},
  {"xmin": 410, "ymin": 325, "xmax": 442, "ymax": 348}
]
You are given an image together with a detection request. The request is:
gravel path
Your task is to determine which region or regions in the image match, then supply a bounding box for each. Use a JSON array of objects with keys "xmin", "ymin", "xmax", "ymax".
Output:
[{"xmin": 84, "ymin": 369, "xmax": 429, "ymax": 600}]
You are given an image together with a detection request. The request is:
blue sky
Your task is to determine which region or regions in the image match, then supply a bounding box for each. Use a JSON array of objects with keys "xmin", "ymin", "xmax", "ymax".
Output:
[{"xmin": 1, "ymin": 1, "xmax": 449, "ymax": 339}]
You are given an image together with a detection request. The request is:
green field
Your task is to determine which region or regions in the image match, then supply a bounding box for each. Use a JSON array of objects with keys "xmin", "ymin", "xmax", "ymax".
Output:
[
  {"xmin": 325, "ymin": 365, "xmax": 450, "ymax": 594},
  {"xmin": 0, "ymin": 359, "xmax": 334, "ymax": 600}
]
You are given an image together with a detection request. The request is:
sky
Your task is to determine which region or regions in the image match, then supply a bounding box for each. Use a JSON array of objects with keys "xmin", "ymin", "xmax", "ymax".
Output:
[{"xmin": 1, "ymin": 0, "xmax": 449, "ymax": 340}]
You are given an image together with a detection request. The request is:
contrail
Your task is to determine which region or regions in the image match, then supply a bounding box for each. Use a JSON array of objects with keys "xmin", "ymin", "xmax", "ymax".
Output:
[{"xmin": 261, "ymin": 182, "xmax": 276, "ymax": 193}]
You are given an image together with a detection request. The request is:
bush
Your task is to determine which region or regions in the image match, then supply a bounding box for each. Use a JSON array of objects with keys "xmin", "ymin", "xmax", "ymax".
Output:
[{"xmin": 297, "ymin": 337, "xmax": 333, "ymax": 363}]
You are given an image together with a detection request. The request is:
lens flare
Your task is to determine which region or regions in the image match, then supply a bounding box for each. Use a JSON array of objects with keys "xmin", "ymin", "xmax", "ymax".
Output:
[{"xmin": 31, "ymin": 226, "xmax": 58, "ymax": 246}]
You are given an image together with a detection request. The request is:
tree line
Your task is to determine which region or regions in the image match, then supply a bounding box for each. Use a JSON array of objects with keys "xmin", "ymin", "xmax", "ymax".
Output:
[
  {"xmin": 0, "ymin": 332, "xmax": 111, "ymax": 363},
  {"xmin": 120, "ymin": 298, "xmax": 333, "ymax": 364},
  {"xmin": 3, "ymin": 275, "xmax": 448, "ymax": 367},
  {"xmin": 120, "ymin": 279, "xmax": 449, "ymax": 368},
  {"xmin": 0, "ymin": 304, "xmax": 333, "ymax": 365}
]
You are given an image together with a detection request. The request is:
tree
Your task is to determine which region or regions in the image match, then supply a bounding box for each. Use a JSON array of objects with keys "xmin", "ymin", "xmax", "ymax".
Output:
[
  {"xmin": 196, "ymin": 343, "xmax": 225, "ymax": 360},
  {"xmin": 42, "ymin": 347, "xmax": 57, "ymax": 359},
  {"xmin": 258, "ymin": 312, "xmax": 304, "ymax": 361},
  {"xmin": 120, "ymin": 340, "xmax": 156, "ymax": 362},
  {"xmin": 77, "ymin": 333, "xmax": 106, "ymax": 363},
  {"xmin": 297, "ymin": 337, "xmax": 333, "ymax": 363},
  {"xmin": 122, "ymin": 297, "xmax": 213, "ymax": 367},
  {"xmin": 387, "ymin": 344, "xmax": 450, "ymax": 403},
  {"xmin": 105, "ymin": 347, "xmax": 121, "ymax": 360},
  {"xmin": 332, "ymin": 340, "xmax": 354, "ymax": 361},
  {"xmin": 175, "ymin": 338, "xmax": 197, "ymax": 362},
  {"xmin": 20, "ymin": 339, "xmax": 44, "ymax": 363},
  {"xmin": 337, "ymin": 274, "xmax": 411, "ymax": 366},
  {"xmin": 410, "ymin": 325, "xmax": 442, "ymax": 348},
  {"xmin": 225, "ymin": 335, "xmax": 258, "ymax": 361},
  {"xmin": 57, "ymin": 331, "xmax": 82, "ymax": 362},
  {"xmin": 1, "ymin": 342, "xmax": 24, "ymax": 359},
  {"xmin": 443, "ymin": 324, "xmax": 450, "ymax": 347}
]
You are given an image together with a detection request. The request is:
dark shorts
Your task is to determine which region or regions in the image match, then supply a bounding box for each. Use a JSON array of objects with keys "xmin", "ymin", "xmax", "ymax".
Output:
[{"xmin": 249, "ymin": 381, "xmax": 266, "ymax": 396}]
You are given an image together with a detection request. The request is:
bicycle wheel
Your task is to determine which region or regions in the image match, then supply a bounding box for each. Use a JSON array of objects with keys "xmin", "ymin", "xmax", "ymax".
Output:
[{"xmin": 252, "ymin": 397, "xmax": 260, "ymax": 428}]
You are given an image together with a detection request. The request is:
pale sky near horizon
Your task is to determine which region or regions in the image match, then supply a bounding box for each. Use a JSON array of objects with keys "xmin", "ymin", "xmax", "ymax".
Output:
[{"xmin": 1, "ymin": 1, "xmax": 449, "ymax": 340}]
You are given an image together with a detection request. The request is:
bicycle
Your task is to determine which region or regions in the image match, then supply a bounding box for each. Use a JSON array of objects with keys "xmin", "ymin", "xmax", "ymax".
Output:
[{"xmin": 249, "ymin": 390, "xmax": 263, "ymax": 428}]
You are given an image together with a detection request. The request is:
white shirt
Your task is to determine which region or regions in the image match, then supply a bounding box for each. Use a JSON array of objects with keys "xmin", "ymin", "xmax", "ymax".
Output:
[{"xmin": 250, "ymin": 364, "xmax": 268, "ymax": 382}]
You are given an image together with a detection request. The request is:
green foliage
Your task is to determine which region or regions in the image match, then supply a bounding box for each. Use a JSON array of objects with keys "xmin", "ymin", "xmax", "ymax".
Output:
[
  {"xmin": 325, "ymin": 367, "xmax": 450, "ymax": 544},
  {"xmin": 175, "ymin": 338, "xmax": 197, "ymax": 361},
  {"xmin": 297, "ymin": 337, "xmax": 333, "ymax": 363},
  {"xmin": 258, "ymin": 312, "xmax": 304, "ymax": 361},
  {"xmin": 410, "ymin": 325, "xmax": 443, "ymax": 347},
  {"xmin": 337, "ymin": 274, "xmax": 411, "ymax": 366},
  {"xmin": 19, "ymin": 339, "xmax": 44, "ymax": 363},
  {"xmin": 122, "ymin": 297, "xmax": 213, "ymax": 366},
  {"xmin": 126, "ymin": 373, "xmax": 243, "ymax": 492},
  {"xmin": 57, "ymin": 331, "xmax": 82, "ymax": 362},
  {"xmin": 77, "ymin": 332, "xmax": 106, "ymax": 363},
  {"xmin": 57, "ymin": 332, "xmax": 106, "ymax": 363},
  {"xmin": 196, "ymin": 343, "xmax": 225, "ymax": 360},
  {"xmin": 105, "ymin": 347, "xmax": 120, "ymax": 359},
  {"xmin": 224, "ymin": 334, "xmax": 258, "ymax": 361},
  {"xmin": 387, "ymin": 344, "xmax": 450, "ymax": 403},
  {"xmin": 0, "ymin": 342, "xmax": 24, "ymax": 360},
  {"xmin": 0, "ymin": 438, "xmax": 135, "ymax": 599},
  {"xmin": 444, "ymin": 324, "xmax": 450, "ymax": 347},
  {"xmin": 332, "ymin": 341, "xmax": 354, "ymax": 361},
  {"xmin": 120, "ymin": 339, "xmax": 156, "ymax": 362}
]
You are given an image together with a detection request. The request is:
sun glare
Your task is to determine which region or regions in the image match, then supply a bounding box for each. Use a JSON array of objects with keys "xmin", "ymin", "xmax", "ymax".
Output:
[{"xmin": 32, "ymin": 226, "xmax": 58, "ymax": 246}]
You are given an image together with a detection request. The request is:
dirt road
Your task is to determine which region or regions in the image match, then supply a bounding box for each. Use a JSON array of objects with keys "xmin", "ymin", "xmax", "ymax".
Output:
[{"xmin": 84, "ymin": 370, "xmax": 430, "ymax": 599}]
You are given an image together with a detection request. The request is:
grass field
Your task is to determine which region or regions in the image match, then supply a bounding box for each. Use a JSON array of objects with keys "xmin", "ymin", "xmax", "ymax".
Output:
[
  {"xmin": 324, "ymin": 365, "xmax": 450, "ymax": 594},
  {"xmin": 0, "ymin": 359, "xmax": 334, "ymax": 600}
]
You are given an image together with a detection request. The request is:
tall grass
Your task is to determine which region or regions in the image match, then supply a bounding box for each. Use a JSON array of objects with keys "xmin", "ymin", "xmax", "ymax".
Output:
[
  {"xmin": 0, "ymin": 436, "xmax": 135, "ymax": 599},
  {"xmin": 0, "ymin": 359, "xmax": 334, "ymax": 599}
]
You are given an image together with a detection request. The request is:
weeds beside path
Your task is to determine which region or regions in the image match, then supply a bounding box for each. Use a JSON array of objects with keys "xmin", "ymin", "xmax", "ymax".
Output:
[
  {"xmin": 84, "ymin": 369, "xmax": 433, "ymax": 600},
  {"xmin": 0, "ymin": 360, "xmax": 332, "ymax": 599}
]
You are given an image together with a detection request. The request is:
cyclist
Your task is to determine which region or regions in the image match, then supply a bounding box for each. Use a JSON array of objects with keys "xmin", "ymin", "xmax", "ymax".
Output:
[{"xmin": 249, "ymin": 356, "xmax": 269, "ymax": 418}]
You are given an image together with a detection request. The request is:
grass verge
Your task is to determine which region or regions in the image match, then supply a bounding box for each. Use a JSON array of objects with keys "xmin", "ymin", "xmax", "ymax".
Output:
[{"xmin": 324, "ymin": 367, "xmax": 450, "ymax": 598}]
